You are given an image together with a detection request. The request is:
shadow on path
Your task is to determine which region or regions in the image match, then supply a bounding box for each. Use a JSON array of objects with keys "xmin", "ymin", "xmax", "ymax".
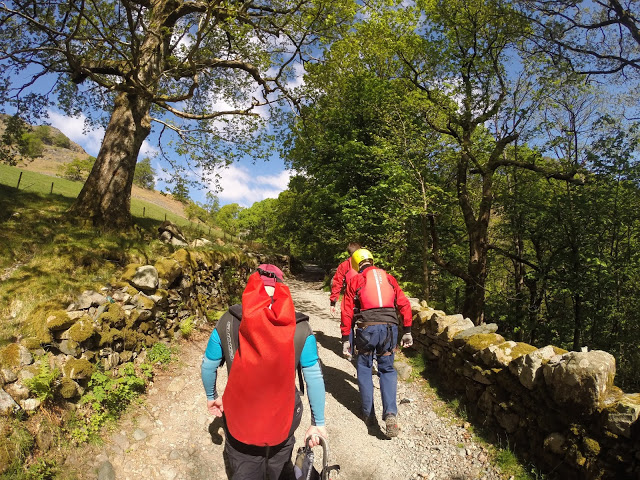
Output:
[{"xmin": 314, "ymin": 330, "xmax": 388, "ymax": 440}]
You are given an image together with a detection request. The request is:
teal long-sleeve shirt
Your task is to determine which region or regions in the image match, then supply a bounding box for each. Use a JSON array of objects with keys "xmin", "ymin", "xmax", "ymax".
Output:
[{"xmin": 201, "ymin": 329, "xmax": 326, "ymax": 426}]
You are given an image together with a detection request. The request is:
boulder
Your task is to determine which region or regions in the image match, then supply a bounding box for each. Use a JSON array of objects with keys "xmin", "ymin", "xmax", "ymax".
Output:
[
  {"xmin": 453, "ymin": 323, "xmax": 499, "ymax": 347},
  {"xmin": 543, "ymin": 350, "xmax": 616, "ymax": 414},
  {"xmin": 129, "ymin": 266, "xmax": 159, "ymax": 292},
  {"xmin": 605, "ymin": 393, "xmax": 640, "ymax": 438},
  {"xmin": 154, "ymin": 258, "xmax": 182, "ymax": 289},
  {"xmin": 430, "ymin": 314, "xmax": 474, "ymax": 340},
  {"xmin": 158, "ymin": 221, "xmax": 188, "ymax": 244},
  {"xmin": 509, "ymin": 345, "xmax": 558, "ymax": 390},
  {"xmin": 476, "ymin": 341, "xmax": 537, "ymax": 369}
]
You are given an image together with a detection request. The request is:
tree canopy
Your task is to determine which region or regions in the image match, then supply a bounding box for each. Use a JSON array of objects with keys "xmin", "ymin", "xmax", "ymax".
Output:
[{"xmin": 0, "ymin": 0, "xmax": 356, "ymax": 227}]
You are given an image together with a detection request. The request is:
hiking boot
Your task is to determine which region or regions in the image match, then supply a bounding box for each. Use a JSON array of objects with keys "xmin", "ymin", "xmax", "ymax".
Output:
[{"xmin": 385, "ymin": 414, "xmax": 399, "ymax": 438}]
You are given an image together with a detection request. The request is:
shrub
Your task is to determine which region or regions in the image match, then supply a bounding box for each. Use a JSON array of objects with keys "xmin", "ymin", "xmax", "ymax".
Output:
[
  {"xmin": 24, "ymin": 358, "xmax": 60, "ymax": 404},
  {"xmin": 148, "ymin": 342, "xmax": 172, "ymax": 364},
  {"xmin": 179, "ymin": 316, "xmax": 195, "ymax": 338}
]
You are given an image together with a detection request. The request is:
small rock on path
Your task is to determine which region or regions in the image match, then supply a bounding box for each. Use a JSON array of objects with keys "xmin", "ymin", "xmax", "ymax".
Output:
[{"xmin": 70, "ymin": 277, "xmax": 505, "ymax": 480}]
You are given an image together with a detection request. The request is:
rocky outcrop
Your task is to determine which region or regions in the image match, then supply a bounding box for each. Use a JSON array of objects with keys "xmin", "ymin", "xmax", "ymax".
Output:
[{"xmin": 411, "ymin": 306, "xmax": 640, "ymax": 480}]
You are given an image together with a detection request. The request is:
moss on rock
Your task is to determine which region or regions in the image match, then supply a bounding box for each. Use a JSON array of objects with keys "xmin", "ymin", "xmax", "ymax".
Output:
[
  {"xmin": 120, "ymin": 263, "xmax": 143, "ymax": 284},
  {"xmin": 98, "ymin": 303, "xmax": 126, "ymax": 328},
  {"xmin": 509, "ymin": 342, "xmax": 538, "ymax": 359},
  {"xmin": 582, "ymin": 437, "xmax": 600, "ymax": 456},
  {"xmin": 463, "ymin": 333, "xmax": 505, "ymax": 354},
  {"xmin": 0, "ymin": 344, "xmax": 21, "ymax": 368},
  {"xmin": 58, "ymin": 377, "xmax": 78, "ymax": 399},
  {"xmin": 67, "ymin": 316, "xmax": 95, "ymax": 343},
  {"xmin": 45, "ymin": 310, "xmax": 76, "ymax": 331},
  {"xmin": 98, "ymin": 327, "xmax": 122, "ymax": 347},
  {"xmin": 122, "ymin": 328, "xmax": 146, "ymax": 351},
  {"xmin": 63, "ymin": 358, "xmax": 94, "ymax": 380}
]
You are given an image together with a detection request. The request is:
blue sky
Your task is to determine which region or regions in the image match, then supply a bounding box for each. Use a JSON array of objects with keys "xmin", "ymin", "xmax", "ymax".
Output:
[{"xmin": 46, "ymin": 109, "xmax": 293, "ymax": 207}]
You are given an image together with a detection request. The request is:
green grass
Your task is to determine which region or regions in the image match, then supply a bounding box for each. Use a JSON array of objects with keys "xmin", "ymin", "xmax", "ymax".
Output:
[
  {"xmin": 0, "ymin": 164, "xmax": 214, "ymax": 231},
  {"xmin": 0, "ymin": 170, "xmax": 226, "ymax": 346}
]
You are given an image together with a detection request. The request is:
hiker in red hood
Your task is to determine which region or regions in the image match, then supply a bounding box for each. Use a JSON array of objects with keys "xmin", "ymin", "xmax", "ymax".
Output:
[
  {"xmin": 329, "ymin": 242, "xmax": 361, "ymax": 318},
  {"xmin": 340, "ymin": 249, "xmax": 413, "ymax": 439},
  {"xmin": 201, "ymin": 264, "xmax": 327, "ymax": 480}
]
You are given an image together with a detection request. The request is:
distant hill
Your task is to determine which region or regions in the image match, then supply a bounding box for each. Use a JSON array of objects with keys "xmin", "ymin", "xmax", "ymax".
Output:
[{"xmin": 0, "ymin": 114, "xmax": 188, "ymax": 219}]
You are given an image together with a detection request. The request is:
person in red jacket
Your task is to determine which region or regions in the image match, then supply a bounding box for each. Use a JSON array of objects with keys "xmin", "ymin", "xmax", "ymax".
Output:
[
  {"xmin": 329, "ymin": 242, "xmax": 361, "ymax": 317},
  {"xmin": 340, "ymin": 248, "xmax": 413, "ymax": 438}
]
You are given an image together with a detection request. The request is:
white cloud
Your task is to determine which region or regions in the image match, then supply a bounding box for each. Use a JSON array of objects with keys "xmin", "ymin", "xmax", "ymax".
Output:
[
  {"xmin": 48, "ymin": 111, "xmax": 104, "ymax": 156},
  {"xmin": 211, "ymin": 164, "xmax": 292, "ymax": 206}
]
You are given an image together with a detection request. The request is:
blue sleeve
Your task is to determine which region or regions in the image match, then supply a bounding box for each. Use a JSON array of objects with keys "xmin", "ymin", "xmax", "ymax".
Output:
[
  {"xmin": 299, "ymin": 335, "xmax": 319, "ymax": 367},
  {"xmin": 201, "ymin": 329, "xmax": 224, "ymax": 400},
  {"xmin": 204, "ymin": 329, "xmax": 224, "ymax": 361},
  {"xmin": 300, "ymin": 336, "xmax": 325, "ymax": 426}
]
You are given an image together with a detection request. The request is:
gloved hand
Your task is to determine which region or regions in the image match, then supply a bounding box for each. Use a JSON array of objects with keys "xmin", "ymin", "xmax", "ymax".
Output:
[
  {"xmin": 401, "ymin": 332, "xmax": 413, "ymax": 348},
  {"xmin": 342, "ymin": 340, "xmax": 352, "ymax": 359}
]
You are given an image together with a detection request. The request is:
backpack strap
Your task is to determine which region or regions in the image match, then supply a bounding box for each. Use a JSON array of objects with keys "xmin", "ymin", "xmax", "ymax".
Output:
[
  {"xmin": 294, "ymin": 312, "xmax": 313, "ymax": 395},
  {"xmin": 214, "ymin": 304, "xmax": 242, "ymax": 372}
]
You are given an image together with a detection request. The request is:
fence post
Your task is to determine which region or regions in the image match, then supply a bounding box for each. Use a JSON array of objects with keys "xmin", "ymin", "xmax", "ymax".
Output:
[
  {"xmin": 16, "ymin": 172, "xmax": 22, "ymax": 190},
  {"xmin": 164, "ymin": 213, "xmax": 167, "ymax": 222},
  {"xmin": 50, "ymin": 182, "xmax": 54, "ymax": 194},
  {"xmin": 143, "ymin": 207, "xmax": 145, "ymax": 217}
]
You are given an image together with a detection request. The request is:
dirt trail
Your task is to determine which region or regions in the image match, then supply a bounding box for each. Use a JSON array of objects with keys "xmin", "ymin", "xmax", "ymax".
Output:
[{"xmin": 71, "ymin": 275, "xmax": 504, "ymax": 480}]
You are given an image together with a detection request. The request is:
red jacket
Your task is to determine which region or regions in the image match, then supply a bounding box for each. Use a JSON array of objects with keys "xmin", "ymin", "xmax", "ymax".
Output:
[
  {"xmin": 340, "ymin": 265, "xmax": 412, "ymax": 338},
  {"xmin": 330, "ymin": 258, "xmax": 357, "ymax": 304}
]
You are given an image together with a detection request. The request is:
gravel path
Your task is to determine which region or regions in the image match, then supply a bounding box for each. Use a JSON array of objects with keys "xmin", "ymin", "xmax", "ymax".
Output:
[{"xmin": 71, "ymin": 276, "xmax": 505, "ymax": 480}]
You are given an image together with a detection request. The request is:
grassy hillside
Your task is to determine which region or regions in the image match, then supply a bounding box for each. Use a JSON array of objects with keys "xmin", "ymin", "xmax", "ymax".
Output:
[{"xmin": 0, "ymin": 168, "xmax": 225, "ymax": 347}]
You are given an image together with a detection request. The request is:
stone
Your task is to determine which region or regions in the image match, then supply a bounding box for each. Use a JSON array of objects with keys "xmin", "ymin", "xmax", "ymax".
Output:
[
  {"xmin": 462, "ymin": 333, "xmax": 505, "ymax": 355},
  {"xmin": 476, "ymin": 341, "xmax": 537, "ymax": 369},
  {"xmin": 4, "ymin": 382, "xmax": 29, "ymax": 402},
  {"xmin": 191, "ymin": 238, "xmax": 211, "ymax": 248},
  {"xmin": 20, "ymin": 398, "xmax": 41, "ymax": 411},
  {"xmin": 76, "ymin": 290, "xmax": 107, "ymax": 310},
  {"xmin": 495, "ymin": 410, "xmax": 520, "ymax": 433},
  {"xmin": 509, "ymin": 345, "xmax": 558, "ymax": 390},
  {"xmin": 543, "ymin": 432, "xmax": 567, "ymax": 455},
  {"xmin": 409, "ymin": 298, "xmax": 422, "ymax": 313},
  {"xmin": 543, "ymin": 350, "xmax": 616, "ymax": 414},
  {"xmin": 606, "ymin": 393, "xmax": 640, "ymax": 438},
  {"xmin": 0, "ymin": 368, "xmax": 17, "ymax": 384},
  {"xmin": 395, "ymin": 360, "xmax": 412, "ymax": 381},
  {"xmin": 429, "ymin": 314, "xmax": 474, "ymax": 340},
  {"xmin": 97, "ymin": 460, "xmax": 116, "ymax": 480},
  {"xmin": 453, "ymin": 323, "xmax": 499, "ymax": 346},
  {"xmin": 58, "ymin": 339, "xmax": 81, "ymax": 357},
  {"xmin": 0, "ymin": 387, "xmax": 20, "ymax": 414},
  {"xmin": 133, "ymin": 428, "xmax": 147, "ymax": 441},
  {"xmin": 129, "ymin": 265, "xmax": 159, "ymax": 292}
]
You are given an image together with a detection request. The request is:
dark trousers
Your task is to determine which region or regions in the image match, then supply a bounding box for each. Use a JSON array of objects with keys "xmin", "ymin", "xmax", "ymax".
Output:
[{"xmin": 224, "ymin": 433, "xmax": 296, "ymax": 480}]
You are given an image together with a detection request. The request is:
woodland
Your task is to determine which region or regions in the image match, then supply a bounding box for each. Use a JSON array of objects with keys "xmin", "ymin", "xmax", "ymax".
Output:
[{"xmin": 2, "ymin": 0, "xmax": 640, "ymax": 390}]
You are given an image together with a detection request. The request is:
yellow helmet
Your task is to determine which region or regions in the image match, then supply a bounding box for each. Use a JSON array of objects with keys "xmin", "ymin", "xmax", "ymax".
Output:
[{"xmin": 351, "ymin": 248, "xmax": 374, "ymax": 271}]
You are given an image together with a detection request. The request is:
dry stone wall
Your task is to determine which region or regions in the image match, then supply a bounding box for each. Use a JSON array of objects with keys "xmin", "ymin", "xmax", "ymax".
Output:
[
  {"xmin": 410, "ymin": 301, "xmax": 640, "ymax": 480},
  {"xmin": 0, "ymin": 247, "xmax": 288, "ymax": 415}
]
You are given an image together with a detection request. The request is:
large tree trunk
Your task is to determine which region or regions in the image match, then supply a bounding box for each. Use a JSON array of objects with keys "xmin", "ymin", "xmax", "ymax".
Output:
[
  {"xmin": 463, "ymin": 229, "xmax": 487, "ymax": 325},
  {"xmin": 420, "ymin": 213, "xmax": 431, "ymax": 302},
  {"xmin": 70, "ymin": 92, "xmax": 151, "ymax": 228}
]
